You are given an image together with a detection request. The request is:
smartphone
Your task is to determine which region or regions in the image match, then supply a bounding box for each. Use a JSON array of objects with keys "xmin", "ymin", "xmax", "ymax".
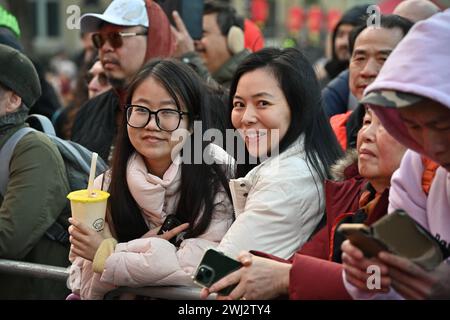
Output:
[
  {"xmin": 158, "ymin": 214, "xmax": 183, "ymax": 245},
  {"xmin": 193, "ymin": 248, "xmax": 243, "ymax": 295},
  {"xmin": 337, "ymin": 223, "xmax": 388, "ymax": 259},
  {"xmin": 155, "ymin": 0, "xmax": 204, "ymax": 40},
  {"xmin": 339, "ymin": 210, "xmax": 450, "ymax": 270}
]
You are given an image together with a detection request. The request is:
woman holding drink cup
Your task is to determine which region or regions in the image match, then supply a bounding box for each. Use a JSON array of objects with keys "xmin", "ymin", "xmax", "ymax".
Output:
[{"xmin": 68, "ymin": 59, "xmax": 234, "ymax": 299}]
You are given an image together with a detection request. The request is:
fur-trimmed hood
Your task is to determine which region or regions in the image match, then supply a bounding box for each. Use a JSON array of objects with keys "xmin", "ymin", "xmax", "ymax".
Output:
[{"xmin": 330, "ymin": 149, "xmax": 359, "ymax": 182}]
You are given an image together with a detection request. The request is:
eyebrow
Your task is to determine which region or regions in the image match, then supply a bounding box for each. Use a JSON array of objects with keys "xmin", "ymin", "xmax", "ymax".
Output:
[
  {"xmin": 353, "ymin": 49, "xmax": 393, "ymax": 56},
  {"xmin": 133, "ymin": 98, "xmax": 176, "ymax": 106},
  {"xmin": 234, "ymin": 92, "xmax": 275, "ymax": 100},
  {"xmin": 353, "ymin": 49, "xmax": 367, "ymax": 56},
  {"xmin": 377, "ymin": 50, "xmax": 393, "ymax": 55}
]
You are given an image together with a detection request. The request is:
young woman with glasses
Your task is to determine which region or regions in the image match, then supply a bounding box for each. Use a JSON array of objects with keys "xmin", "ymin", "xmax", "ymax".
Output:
[{"xmin": 68, "ymin": 59, "xmax": 235, "ymax": 299}]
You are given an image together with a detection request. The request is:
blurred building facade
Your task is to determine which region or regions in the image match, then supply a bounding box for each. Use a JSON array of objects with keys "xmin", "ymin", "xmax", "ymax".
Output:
[{"xmin": 1, "ymin": 0, "xmax": 449, "ymax": 59}]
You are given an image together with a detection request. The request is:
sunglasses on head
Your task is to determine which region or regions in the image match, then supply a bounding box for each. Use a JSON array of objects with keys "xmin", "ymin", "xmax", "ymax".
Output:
[
  {"xmin": 85, "ymin": 71, "xmax": 109, "ymax": 87},
  {"xmin": 91, "ymin": 30, "xmax": 147, "ymax": 49}
]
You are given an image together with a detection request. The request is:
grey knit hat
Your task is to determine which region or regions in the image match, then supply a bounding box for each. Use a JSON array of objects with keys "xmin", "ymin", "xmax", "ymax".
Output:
[{"xmin": 0, "ymin": 44, "xmax": 41, "ymax": 107}]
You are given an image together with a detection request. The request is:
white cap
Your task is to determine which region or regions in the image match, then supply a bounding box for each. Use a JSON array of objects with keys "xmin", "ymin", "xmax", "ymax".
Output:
[{"xmin": 80, "ymin": 0, "xmax": 149, "ymax": 33}]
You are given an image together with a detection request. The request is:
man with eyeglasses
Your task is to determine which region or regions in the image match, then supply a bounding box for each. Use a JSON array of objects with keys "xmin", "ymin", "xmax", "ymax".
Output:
[{"xmin": 71, "ymin": 0, "xmax": 175, "ymax": 163}]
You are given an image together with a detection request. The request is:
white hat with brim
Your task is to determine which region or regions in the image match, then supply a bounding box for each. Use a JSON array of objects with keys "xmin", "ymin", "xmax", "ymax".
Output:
[{"xmin": 80, "ymin": 0, "xmax": 149, "ymax": 33}]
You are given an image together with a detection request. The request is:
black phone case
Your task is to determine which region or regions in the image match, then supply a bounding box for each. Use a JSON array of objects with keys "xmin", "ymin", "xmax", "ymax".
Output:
[
  {"xmin": 158, "ymin": 215, "xmax": 183, "ymax": 245},
  {"xmin": 156, "ymin": 0, "xmax": 204, "ymax": 40},
  {"xmin": 194, "ymin": 249, "xmax": 242, "ymax": 295}
]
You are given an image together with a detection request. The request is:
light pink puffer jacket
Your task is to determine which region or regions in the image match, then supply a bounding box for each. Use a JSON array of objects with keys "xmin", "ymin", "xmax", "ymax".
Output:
[{"xmin": 68, "ymin": 144, "xmax": 234, "ymax": 299}]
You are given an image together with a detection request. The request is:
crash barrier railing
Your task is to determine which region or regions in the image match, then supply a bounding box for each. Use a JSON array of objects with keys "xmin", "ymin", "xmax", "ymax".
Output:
[
  {"xmin": 103, "ymin": 285, "xmax": 214, "ymax": 300},
  {"xmin": 0, "ymin": 258, "xmax": 69, "ymax": 281},
  {"xmin": 0, "ymin": 259, "xmax": 212, "ymax": 300}
]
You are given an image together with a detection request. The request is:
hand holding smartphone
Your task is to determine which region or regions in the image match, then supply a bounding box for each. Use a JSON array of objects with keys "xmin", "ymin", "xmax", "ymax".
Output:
[
  {"xmin": 158, "ymin": 214, "xmax": 185, "ymax": 246},
  {"xmin": 338, "ymin": 209, "xmax": 450, "ymax": 270},
  {"xmin": 337, "ymin": 223, "xmax": 388, "ymax": 258},
  {"xmin": 193, "ymin": 248, "xmax": 243, "ymax": 295}
]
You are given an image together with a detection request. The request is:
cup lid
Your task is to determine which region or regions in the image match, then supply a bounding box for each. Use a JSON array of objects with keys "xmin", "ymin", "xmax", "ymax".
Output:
[{"xmin": 67, "ymin": 189, "xmax": 110, "ymax": 203}]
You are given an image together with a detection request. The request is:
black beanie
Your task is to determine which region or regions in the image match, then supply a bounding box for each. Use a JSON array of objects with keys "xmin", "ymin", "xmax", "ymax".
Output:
[
  {"xmin": 330, "ymin": 4, "xmax": 372, "ymax": 62},
  {"xmin": 339, "ymin": 4, "xmax": 372, "ymax": 27},
  {"xmin": 0, "ymin": 44, "xmax": 41, "ymax": 107},
  {"xmin": 0, "ymin": 27, "xmax": 24, "ymax": 52}
]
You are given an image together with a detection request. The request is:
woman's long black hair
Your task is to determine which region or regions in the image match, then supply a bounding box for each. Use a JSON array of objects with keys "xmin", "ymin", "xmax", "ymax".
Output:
[
  {"xmin": 108, "ymin": 59, "xmax": 232, "ymax": 243},
  {"xmin": 230, "ymin": 48, "xmax": 343, "ymax": 180}
]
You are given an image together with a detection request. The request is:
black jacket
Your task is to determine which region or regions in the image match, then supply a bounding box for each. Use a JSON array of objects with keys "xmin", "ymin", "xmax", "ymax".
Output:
[{"xmin": 71, "ymin": 89, "xmax": 119, "ymax": 163}]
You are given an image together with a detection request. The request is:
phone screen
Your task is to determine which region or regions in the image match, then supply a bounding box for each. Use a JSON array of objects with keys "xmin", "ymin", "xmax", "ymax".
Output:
[{"xmin": 156, "ymin": 0, "xmax": 204, "ymax": 40}]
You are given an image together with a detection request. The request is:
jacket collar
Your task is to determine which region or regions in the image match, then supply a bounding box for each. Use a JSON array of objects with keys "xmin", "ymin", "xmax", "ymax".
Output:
[
  {"xmin": 212, "ymin": 50, "xmax": 250, "ymax": 85},
  {"xmin": 244, "ymin": 134, "xmax": 306, "ymax": 182}
]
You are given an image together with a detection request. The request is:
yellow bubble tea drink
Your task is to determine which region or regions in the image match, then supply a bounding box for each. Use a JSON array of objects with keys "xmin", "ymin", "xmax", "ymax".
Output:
[{"xmin": 67, "ymin": 189, "xmax": 110, "ymax": 232}]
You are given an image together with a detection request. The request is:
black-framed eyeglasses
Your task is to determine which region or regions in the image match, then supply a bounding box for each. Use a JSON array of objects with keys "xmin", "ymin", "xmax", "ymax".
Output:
[
  {"xmin": 92, "ymin": 30, "xmax": 147, "ymax": 49},
  {"xmin": 125, "ymin": 105, "xmax": 190, "ymax": 132}
]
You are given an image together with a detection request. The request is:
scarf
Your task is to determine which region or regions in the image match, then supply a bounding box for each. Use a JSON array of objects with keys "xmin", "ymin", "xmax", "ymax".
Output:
[
  {"xmin": 0, "ymin": 105, "xmax": 28, "ymax": 136},
  {"xmin": 126, "ymin": 152, "xmax": 181, "ymax": 228}
]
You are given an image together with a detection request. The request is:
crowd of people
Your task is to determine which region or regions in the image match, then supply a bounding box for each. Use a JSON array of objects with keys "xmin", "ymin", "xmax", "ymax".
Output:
[{"xmin": 0, "ymin": 0, "xmax": 449, "ymax": 300}]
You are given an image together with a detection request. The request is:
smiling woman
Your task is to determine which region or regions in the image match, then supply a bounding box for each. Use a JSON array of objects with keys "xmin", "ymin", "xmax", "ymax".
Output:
[
  {"xmin": 215, "ymin": 48, "xmax": 343, "ymax": 260},
  {"xmin": 68, "ymin": 59, "xmax": 235, "ymax": 300},
  {"xmin": 200, "ymin": 106, "xmax": 409, "ymax": 301},
  {"xmin": 231, "ymin": 68, "xmax": 291, "ymax": 159}
]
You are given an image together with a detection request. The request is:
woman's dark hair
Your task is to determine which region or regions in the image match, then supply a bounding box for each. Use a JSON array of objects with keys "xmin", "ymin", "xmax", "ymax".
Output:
[
  {"xmin": 108, "ymin": 58, "xmax": 232, "ymax": 242},
  {"xmin": 229, "ymin": 47, "xmax": 343, "ymax": 180},
  {"xmin": 349, "ymin": 14, "xmax": 414, "ymax": 54}
]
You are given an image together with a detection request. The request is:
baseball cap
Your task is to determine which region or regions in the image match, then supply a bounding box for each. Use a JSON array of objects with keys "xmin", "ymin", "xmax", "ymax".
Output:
[
  {"xmin": 80, "ymin": 0, "xmax": 149, "ymax": 33},
  {"xmin": 361, "ymin": 90, "xmax": 423, "ymax": 108}
]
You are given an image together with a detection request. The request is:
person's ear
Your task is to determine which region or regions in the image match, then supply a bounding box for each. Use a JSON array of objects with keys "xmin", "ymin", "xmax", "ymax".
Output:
[{"xmin": 5, "ymin": 91, "xmax": 22, "ymax": 113}]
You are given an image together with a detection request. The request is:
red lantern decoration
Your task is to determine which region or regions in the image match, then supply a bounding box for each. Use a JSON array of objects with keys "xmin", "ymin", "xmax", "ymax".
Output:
[
  {"xmin": 327, "ymin": 9, "xmax": 342, "ymax": 32},
  {"xmin": 307, "ymin": 5, "xmax": 323, "ymax": 34},
  {"xmin": 287, "ymin": 6, "xmax": 304, "ymax": 33},
  {"xmin": 251, "ymin": 0, "xmax": 269, "ymax": 25}
]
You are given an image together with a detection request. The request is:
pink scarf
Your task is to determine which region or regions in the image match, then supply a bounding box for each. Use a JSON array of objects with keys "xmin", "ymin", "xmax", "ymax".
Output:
[{"xmin": 126, "ymin": 152, "xmax": 181, "ymax": 228}]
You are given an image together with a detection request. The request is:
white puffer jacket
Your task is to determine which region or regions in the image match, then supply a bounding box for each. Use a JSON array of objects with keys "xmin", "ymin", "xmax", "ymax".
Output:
[{"xmin": 218, "ymin": 135, "xmax": 325, "ymax": 260}]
